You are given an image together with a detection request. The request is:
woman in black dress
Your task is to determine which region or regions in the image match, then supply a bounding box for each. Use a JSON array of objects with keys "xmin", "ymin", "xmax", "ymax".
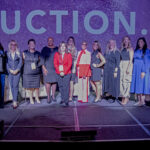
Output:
[
  {"xmin": 103, "ymin": 40, "xmax": 121, "ymax": 102},
  {"xmin": 41, "ymin": 37, "xmax": 58, "ymax": 103},
  {"xmin": 90, "ymin": 41, "xmax": 106, "ymax": 103},
  {"xmin": 23, "ymin": 39, "xmax": 42, "ymax": 104}
]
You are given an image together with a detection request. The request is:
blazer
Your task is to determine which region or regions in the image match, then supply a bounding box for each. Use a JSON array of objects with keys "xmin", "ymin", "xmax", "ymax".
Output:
[
  {"xmin": 54, "ymin": 52, "xmax": 72, "ymax": 75},
  {"xmin": 6, "ymin": 51, "xmax": 22, "ymax": 74}
]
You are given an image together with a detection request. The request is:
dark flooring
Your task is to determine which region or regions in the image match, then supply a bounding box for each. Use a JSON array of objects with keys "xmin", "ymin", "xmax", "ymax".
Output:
[{"xmin": 0, "ymin": 93, "xmax": 150, "ymax": 142}]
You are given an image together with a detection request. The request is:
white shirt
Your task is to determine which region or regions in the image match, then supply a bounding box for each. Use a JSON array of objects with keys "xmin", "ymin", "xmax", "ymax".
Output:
[{"xmin": 11, "ymin": 52, "xmax": 16, "ymax": 60}]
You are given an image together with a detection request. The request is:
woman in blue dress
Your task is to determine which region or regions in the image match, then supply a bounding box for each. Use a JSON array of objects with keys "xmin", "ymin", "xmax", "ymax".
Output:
[
  {"xmin": 143, "ymin": 47, "xmax": 150, "ymax": 106},
  {"xmin": 90, "ymin": 41, "xmax": 106, "ymax": 103},
  {"xmin": 130, "ymin": 37, "xmax": 148, "ymax": 106}
]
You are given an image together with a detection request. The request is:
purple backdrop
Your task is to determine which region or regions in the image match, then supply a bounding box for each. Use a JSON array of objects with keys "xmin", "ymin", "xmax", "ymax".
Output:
[{"xmin": 0, "ymin": 0, "xmax": 150, "ymax": 53}]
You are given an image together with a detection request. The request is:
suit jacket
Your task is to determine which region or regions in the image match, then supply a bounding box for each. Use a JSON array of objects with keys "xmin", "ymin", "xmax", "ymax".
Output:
[
  {"xmin": 6, "ymin": 51, "xmax": 22, "ymax": 74},
  {"xmin": 54, "ymin": 52, "xmax": 72, "ymax": 75}
]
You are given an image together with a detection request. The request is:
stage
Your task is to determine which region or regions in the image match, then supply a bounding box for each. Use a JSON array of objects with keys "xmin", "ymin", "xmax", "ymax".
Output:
[{"xmin": 0, "ymin": 93, "xmax": 150, "ymax": 142}]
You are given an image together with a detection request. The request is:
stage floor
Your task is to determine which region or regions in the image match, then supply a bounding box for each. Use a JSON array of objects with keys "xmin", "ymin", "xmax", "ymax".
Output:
[{"xmin": 0, "ymin": 93, "xmax": 150, "ymax": 142}]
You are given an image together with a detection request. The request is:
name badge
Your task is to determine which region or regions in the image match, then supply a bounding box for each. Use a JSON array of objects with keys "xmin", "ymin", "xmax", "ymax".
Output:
[
  {"xmin": 59, "ymin": 65, "xmax": 64, "ymax": 72},
  {"xmin": 31, "ymin": 62, "xmax": 36, "ymax": 70}
]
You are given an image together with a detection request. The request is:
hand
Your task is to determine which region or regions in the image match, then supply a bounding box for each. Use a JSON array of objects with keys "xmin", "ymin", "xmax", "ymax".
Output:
[
  {"xmin": 10, "ymin": 69, "xmax": 14, "ymax": 74},
  {"xmin": 13, "ymin": 70, "xmax": 19, "ymax": 75},
  {"xmin": 126, "ymin": 69, "xmax": 129, "ymax": 74},
  {"xmin": 60, "ymin": 72, "xmax": 64, "ymax": 77},
  {"xmin": 83, "ymin": 76, "xmax": 86, "ymax": 79},
  {"xmin": 43, "ymin": 68, "xmax": 48, "ymax": 76},
  {"xmin": 92, "ymin": 63, "xmax": 97, "ymax": 68},
  {"xmin": 114, "ymin": 72, "xmax": 117, "ymax": 78},
  {"xmin": 141, "ymin": 72, "xmax": 145, "ymax": 79}
]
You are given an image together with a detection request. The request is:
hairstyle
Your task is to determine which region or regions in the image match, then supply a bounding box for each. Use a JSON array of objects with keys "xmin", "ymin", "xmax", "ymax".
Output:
[
  {"xmin": 28, "ymin": 39, "xmax": 36, "ymax": 45},
  {"xmin": 106, "ymin": 39, "xmax": 118, "ymax": 54},
  {"xmin": 8, "ymin": 40, "xmax": 20, "ymax": 56},
  {"xmin": 67, "ymin": 36, "xmax": 75, "ymax": 46},
  {"xmin": 0, "ymin": 42, "xmax": 4, "ymax": 51},
  {"xmin": 58, "ymin": 41, "xmax": 68, "ymax": 54},
  {"xmin": 93, "ymin": 40, "xmax": 101, "ymax": 53},
  {"xmin": 135, "ymin": 37, "xmax": 147, "ymax": 56},
  {"xmin": 121, "ymin": 36, "xmax": 132, "ymax": 51}
]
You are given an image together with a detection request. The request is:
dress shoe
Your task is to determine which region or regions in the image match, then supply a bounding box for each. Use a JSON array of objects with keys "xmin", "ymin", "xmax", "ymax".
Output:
[
  {"xmin": 47, "ymin": 99, "xmax": 52, "ymax": 104},
  {"xmin": 51, "ymin": 96, "xmax": 56, "ymax": 102},
  {"xmin": 64, "ymin": 102, "xmax": 69, "ymax": 107},
  {"xmin": 60, "ymin": 101, "xmax": 64, "ymax": 104}
]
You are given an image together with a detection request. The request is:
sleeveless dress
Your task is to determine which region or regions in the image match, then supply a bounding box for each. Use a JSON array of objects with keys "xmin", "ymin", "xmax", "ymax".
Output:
[
  {"xmin": 23, "ymin": 50, "xmax": 41, "ymax": 88},
  {"xmin": 90, "ymin": 50, "xmax": 102, "ymax": 81},
  {"xmin": 41, "ymin": 46, "xmax": 58, "ymax": 83}
]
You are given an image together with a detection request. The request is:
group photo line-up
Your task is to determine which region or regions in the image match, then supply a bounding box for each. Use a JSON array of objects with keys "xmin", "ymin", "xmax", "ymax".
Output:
[{"xmin": 0, "ymin": 36, "xmax": 150, "ymax": 109}]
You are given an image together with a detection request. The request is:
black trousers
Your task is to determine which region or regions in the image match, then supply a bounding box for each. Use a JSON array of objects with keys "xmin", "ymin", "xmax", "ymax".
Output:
[{"xmin": 57, "ymin": 74, "xmax": 71, "ymax": 103}]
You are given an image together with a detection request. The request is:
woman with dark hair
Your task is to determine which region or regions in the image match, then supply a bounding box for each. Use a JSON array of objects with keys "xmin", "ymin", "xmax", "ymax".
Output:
[
  {"xmin": 22, "ymin": 39, "xmax": 42, "ymax": 104},
  {"xmin": 141, "ymin": 40, "xmax": 150, "ymax": 106},
  {"xmin": 90, "ymin": 41, "xmax": 106, "ymax": 103},
  {"xmin": 41, "ymin": 37, "xmax": 58, "ymax": 103},
  {"xmin": 75, "ymin": 41, "xmax": 91, "ymax": 103},
  {"xmin": 67, "ymin": 36, "xmax": 77, "ymax": 102},
  {"xmin": 54, "ymin": 42, "xmax": 72, "ymax": 106},
  {"xmin": 0, "ymin": 42, "xmax": 6, "ymax": 108},
  {"xmin": 130, "ymin": 37, "xmax": 148, "ymax": 106}
]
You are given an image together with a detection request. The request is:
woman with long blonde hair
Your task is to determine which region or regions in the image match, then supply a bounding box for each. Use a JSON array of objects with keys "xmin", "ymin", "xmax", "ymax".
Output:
[
  {"xmin": 6, "ymin": 40, "xmax": 22, "ymax": 109},
  {"xmin": 103, "ymin": 40, "xmax": 121, "ymax": 102},
  {"xmin": 120, "ymin": 36, "xmax": 134, "ymax": 105}
]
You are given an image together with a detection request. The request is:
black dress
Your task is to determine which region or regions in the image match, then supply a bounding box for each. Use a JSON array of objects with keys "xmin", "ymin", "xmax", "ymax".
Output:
[
  {"xmin": 90, "ymin": 50, "xmax": 102, "ymax": 81},
  {"xmin": 41, "ymin": 46, "xmax": 58, "ymax": 83},
  {"xmin": 23, "ymin": 50, "xmax": 41, "ymax": 88},
  {"xmin": 103, "ymin": 50, "xmax": 121, "ymax": 98}
]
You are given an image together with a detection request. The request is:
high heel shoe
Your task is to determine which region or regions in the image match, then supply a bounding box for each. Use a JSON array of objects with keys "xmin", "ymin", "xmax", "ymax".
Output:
[
  {"xmin": 12, "ymin": 101, "xmax": 18, "ymax": 109},
  {"xmin": 35, "ymin": 97, "xmax": 41, "ymax": 104},
  {"xmin": 30, "ymin": 98, "xmax": 34, "ymax": 104},
  {"xmin": 93, "ymin": 98, "xmax": 101, "ymax": 103}
]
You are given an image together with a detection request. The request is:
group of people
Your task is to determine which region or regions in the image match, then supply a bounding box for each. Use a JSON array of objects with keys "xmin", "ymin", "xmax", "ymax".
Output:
[{"xmin": 0, "ymin": 36, "xmax": 150, "ymax": 109}]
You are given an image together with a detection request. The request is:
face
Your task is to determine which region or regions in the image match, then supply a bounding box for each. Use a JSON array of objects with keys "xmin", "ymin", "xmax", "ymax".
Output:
[
  {"xmin": 48, "ymin": 38, "xmax": 54, "ymax": 46},
  {"xmin": 93, "ymin": 42, "xmax": 99, "ymax": 51},
  {"xmin": 123, "ymin": 37, "xmax": 130, "ymax": 47},
  {"xmin": 68, "ymin": 38, "xmax": 74, "ymax": 46},
  {"xmin": 10, "ymin": 42, "xmax": 17, "ymax": 51},
  {"xmin": 28, "ymin": 41, "xmax": 35, "ymax": 50},
  {"xmin": 109, "ymin": 40, "xmax": 115, "ymax": 50},
  {"xmin": 81, "ymin": 42, "xmax": 87, "ymax": 50},
  {"xmin": 138, "ymin": 39, "xmax": 145, "ymax": 49},
  {"xmin": 60, "ymin": 43, "xmax": 66, "ymax": 53}
]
